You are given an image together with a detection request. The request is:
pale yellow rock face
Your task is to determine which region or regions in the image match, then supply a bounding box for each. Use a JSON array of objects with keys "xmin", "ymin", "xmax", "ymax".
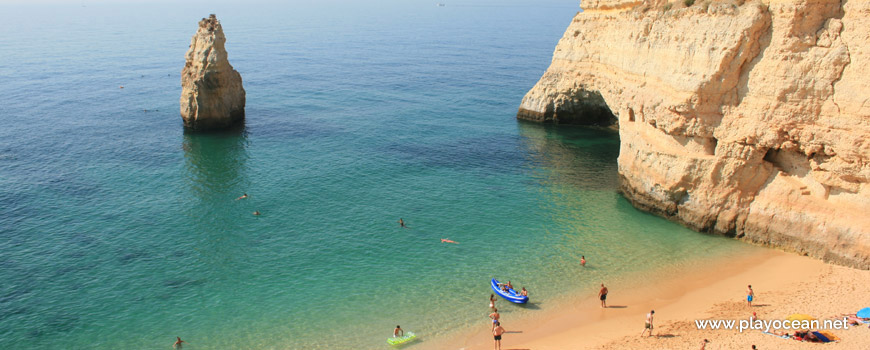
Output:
[
  {"xmin": 519, "ymin": 0, "xmax": 870, "ymax": 268},
  {"xmin": 180, "ymin": 14, "xmax": 246, "ymax": 130}
]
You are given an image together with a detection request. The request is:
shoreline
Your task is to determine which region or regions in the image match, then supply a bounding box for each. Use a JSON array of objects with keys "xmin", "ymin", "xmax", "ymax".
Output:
[{"xmin": 417, "ymin": 249, "xmax": 870, "ymax": 349}]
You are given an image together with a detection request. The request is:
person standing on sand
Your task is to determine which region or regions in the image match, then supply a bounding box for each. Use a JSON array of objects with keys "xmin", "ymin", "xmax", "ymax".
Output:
[
  {"xmin": 489, "ymin": 294, "xmax": 496, "ymax": 309},
  {"xmin": 580, "ymin": 255, "xmax": 586, "ymax": 266},
  {"xmin": 747, "ymin": 284, "xmax": 755, "ymax": 307},
  {"xmin": 492, "ymin": 321, "xmax": 505, "ymax": 350},
  {"xmin": 598, "ymin": 284, "xmax": 608, "ymax": 308},
  {"xmin": 173, "ymin": 337, "xmax": 185, "ymax": 348},
  {"xmin": 640, "ymin": 310, "xmax": 654, "ymax": 337},
  {"xmin": 489, "ymin": 308, "xmax": 500, "ymax": 330}
]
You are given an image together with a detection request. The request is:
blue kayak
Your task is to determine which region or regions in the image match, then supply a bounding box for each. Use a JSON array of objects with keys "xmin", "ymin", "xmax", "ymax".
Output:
[{"xmin": 491, "ymin": 278, "xmax": 528, "ymax": 304}]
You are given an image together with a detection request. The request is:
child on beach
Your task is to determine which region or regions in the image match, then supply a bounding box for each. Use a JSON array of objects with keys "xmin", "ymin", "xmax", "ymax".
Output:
[{"xmin": 747, "ymin": 285, "xmax": 755, "ymax": 307}]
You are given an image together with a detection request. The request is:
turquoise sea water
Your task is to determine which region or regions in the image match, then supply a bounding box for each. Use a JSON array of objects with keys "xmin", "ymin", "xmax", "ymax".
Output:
[{"xmin": 0, "ymin": 1, "xmax": 754, "ymax": 349}]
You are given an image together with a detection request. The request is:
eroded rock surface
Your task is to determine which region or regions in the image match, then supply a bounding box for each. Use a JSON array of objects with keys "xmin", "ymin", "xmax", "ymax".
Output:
[
  {"xmin": 519, "ymin": 0, "xmax": 870, "ymax": 268},
  {"xmin": 180, "ymin": 14, "xmax": 246, "ymax": 130}
]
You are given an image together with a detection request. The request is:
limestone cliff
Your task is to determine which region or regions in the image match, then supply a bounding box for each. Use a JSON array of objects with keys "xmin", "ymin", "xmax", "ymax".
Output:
[
  {"xmin": 180, "ymin": 14, "xmax": 246, "ymax": 130},
  {"xmin": 519, "ymin": 0, "xmax": 870, "ymax": 268}
]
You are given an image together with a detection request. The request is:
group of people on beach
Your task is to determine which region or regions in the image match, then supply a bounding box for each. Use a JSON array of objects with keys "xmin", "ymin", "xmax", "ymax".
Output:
[
  {"xmin": 486, "ymin": 280, "xmax": 530, "ymax": 350},
  {"xmin": 488, "ymin": 300, "xmax": 505, "ymax": 349}
]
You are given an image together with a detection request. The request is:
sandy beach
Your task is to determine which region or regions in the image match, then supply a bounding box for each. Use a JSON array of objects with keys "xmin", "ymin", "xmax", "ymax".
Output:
[{"xmin": 433, "ymin": 250, "xmax": 870, "ymax": 350}]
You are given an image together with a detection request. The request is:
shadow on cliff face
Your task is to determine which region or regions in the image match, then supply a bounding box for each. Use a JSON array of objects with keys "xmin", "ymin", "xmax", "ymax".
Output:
[
  {"xmin": 182, "ymin": 125, "xmax": 249, "ymax": 201},
  {"xmin": 516, "ymin": 121, "xmax": 620, "ymax": 191}
]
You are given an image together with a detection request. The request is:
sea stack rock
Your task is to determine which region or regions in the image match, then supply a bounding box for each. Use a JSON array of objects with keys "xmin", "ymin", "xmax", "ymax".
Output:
[
  {"xmin": 519, "ymin": 1, "xmax": 870, "ymax": 268},
  {"xmin": 180, "ymin": 14, "xmax": 246, "ymax": 130}
]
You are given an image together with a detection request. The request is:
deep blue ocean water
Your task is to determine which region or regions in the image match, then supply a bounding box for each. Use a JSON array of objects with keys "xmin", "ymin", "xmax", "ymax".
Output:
[{"xmin": 0, "ymin": 1, "xmax": 754, "ymax": 349}]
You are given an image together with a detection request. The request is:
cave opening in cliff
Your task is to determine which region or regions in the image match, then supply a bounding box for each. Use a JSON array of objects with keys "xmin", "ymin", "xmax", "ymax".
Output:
[{"xmin": 553, "ymin": 89, "xmax": 617, "ymax": 127}]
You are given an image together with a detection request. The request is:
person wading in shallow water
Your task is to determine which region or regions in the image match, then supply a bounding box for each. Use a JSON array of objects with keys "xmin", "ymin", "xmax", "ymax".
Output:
[
  {"xmin": 598, "ymin": 283, "xmax": 608, "ymax": 308},
  {"xmin": 489, "ymin": 308, "xmax": 500, "ymax": 330},
  {"xmin": 398, "ymin": 218, "xmax": 406, "ymax": 228},
  {"xmin": 173, "ymin": 337, "xmax": 185, "ymax": 348}
]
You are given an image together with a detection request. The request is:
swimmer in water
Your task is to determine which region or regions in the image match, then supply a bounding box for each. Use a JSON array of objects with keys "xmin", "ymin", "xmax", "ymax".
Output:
[
  {"xmin": 441, "ymin": 238, "xmax": 458, "ymax": 244},
  {"xmin": 253, "ymin": 210, "xmax": 261, "ymax": 216},
  {"xmin": 173, "ymin": 337, "xmax": 185, "ymax": 348},
  {"xmin": 398, "ymin": 218, "xmax": 406, "ymax": 228},
  {"xmin": 236, "ymin": 193, "xmax": 248, "ymax": 200}
]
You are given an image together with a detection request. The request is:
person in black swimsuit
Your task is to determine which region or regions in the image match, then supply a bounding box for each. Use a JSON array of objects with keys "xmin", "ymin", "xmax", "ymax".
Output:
[{"xmin": 492, "ymin": 321, "xmax": 505, "ymax": 350}]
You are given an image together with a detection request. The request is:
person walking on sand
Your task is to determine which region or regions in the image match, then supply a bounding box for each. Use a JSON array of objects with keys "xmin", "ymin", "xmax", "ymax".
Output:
[
  {"xmin": 747, "ymin": 284, "xmax": 755, "ymax": 307},
  {"xmin": 640, "ymin": 310, "xmax": 655, "ymax": 337},
  {"xmin": 598, "ymin": 284, "xmax": 608, "ymax": 308},
  {"xmin": 398, "ymin": 218, "xmax": 406, "ymax": 228},
  {"xmin": 489, "ymin": 294, "xmax": 496, "ymax": 309},
  {"xmin": 700, "ymin": 339, "xmax": 709, "ymax": 349},
  {"xmin": 393, "ymin": 325, "xmax": 404, "ymax": 338},
  {"xmin": 580, "ymin": 255, "xmax": 586, "ymax": 266},
  {"xmin": 492, "ymin": 321, "xmax": 505, "ymax": 350},
  {"xmin": 489, "ymin": 308, "xmax": 500, "ymax": 330},
  {"xmin": 173, "ymin": 337, "xmax": 185, "ymax": 348}
]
